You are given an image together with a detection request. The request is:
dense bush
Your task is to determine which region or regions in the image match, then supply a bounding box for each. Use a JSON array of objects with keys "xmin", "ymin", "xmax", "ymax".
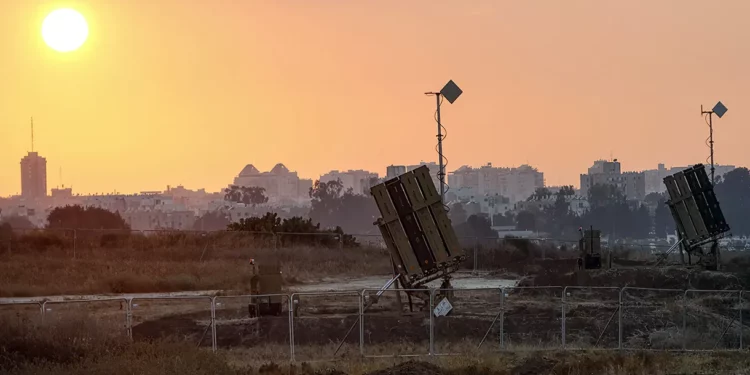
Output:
[
  {"xmin": 47, "ymin": 205, "xmax": 130, "ymax": 230},
  {"xmin": 228, "ymin": 212, "xmax": 359, "ymax": 247}
]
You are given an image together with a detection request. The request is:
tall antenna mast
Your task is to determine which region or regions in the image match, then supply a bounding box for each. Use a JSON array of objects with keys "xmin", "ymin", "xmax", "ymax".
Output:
[
  {"xmin": 30, "ymin": 117, "xmax": 34, "ymax": 152},
  {"xmin": 701, "ymin": 101, "xmax": 728, "ymax": 186},
  {"xmin": 424, "ymin": 80, "xmax": 463, "ymax": 203}
]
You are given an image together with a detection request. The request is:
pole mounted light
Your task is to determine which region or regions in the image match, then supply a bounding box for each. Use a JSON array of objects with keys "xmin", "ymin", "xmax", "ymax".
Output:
[
  {"xmin": 701, "ymin": 101, "xmax": 728, "ymax": 186},
  {"xmin": 425, "ymin": 80, "xmax": 463, "ymax": 203}
]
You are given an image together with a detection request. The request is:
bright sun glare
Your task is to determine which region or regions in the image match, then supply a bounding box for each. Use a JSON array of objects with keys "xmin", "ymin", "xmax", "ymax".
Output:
[{"xmin": 42, "ymin": 8, "xmax": 89, "ymax": 53}]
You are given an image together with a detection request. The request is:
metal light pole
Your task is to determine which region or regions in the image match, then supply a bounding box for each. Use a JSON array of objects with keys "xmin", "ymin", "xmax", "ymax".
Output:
[
  {"xmin": 701, "ymin": 101, "xmax": 728, "ymax": 186},
  {"xmin": 425, "ymin": 80, "xmax": 462, "ymax": 202}
]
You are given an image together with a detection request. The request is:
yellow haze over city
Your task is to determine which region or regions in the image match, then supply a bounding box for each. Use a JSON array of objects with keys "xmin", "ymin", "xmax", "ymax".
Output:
[{"xmin": 1, "ymin": 0, "xmax": 749, "ymax": 196}]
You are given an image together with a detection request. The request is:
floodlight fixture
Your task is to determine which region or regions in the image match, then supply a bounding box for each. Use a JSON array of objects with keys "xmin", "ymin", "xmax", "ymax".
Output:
[
  {"xmin": 713, "ymin": 101, "xmax": 728, "ymax": 118},
  {"xmin": 425, "ymin": 80, "xmax": 463, "ymax": 202},
  {"xmin": 701, "ymin": 101, "xmax": 728, "ymax": 185}
]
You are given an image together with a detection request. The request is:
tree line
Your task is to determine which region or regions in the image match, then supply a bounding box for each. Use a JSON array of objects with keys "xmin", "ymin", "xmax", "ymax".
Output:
[
  {"xmin": 445, "ymin": 167, "xmax": 750, "ymax": 241},
  {"xmin": 2, "ymin": 168, "xmax": 748, "ymax": 244}
]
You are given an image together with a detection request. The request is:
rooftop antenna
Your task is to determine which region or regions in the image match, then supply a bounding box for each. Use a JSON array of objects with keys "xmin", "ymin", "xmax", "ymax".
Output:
[
  {"xmin": 701, "ymin": 101, "xmax": 728, "ymax": 186},
  {"xmin": 425, "ymin": 80, "xmax": 463, "ymax": 203},
  {"xmin": 30, "ymin": 117, "xmax": 34, "ymax": 152}
]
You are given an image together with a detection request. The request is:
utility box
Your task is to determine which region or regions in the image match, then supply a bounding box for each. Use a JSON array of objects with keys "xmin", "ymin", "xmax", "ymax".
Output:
[
  {"xmin": 248, "ymin": 264, "xmax": 284, "ymax": 317},
  {"xmin": 579, "ymin": 229, "xmax": 602, "ymax": 270}
]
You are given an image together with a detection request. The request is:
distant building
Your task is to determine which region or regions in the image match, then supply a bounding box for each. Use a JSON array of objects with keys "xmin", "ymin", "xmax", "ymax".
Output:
[
  {"xmin": 123, "ymin": 210, "xmax": 196, "ymax": 231},
  {"xmin": 514, "ymin": 194, "xmax": 589, "ymax": 217},
  {"xmin": 447, "ymin": 163, "xmax": 544, "ymax": 203},
  {"xmin": 385, "ymin": 162, "xmax": 441, "ymax": 192},
  {"xmin": 50, "ymin": 187, "xmax": 73, "ymax": 199},
  {"xmin": 643, "ymin": 163, "xmax": 736, "ymax": 195},
  {"xmin": 385, "ymin": 165, "xmax": 406, "ymax": 180},
  {"xmin": 20, "ymin": 152, "xmax": 47, "ymax": 199},
  {"xmin": 579, "ymin": 159, "xmax": 646, "ymax": 201},
  {"xmin": 407, "ymin": 162, "xmax": 441, "ymax": 190},
  {"xmin": 232, "ymin": 163, "xmax": 311, "ymax": 202},
  {"xmin": 164, "ymin": 185, "xmax": 221, "ymax": 211},
  {"xmin": 320, "ymin": 169, "xmax": 379, "ymax": 195}
]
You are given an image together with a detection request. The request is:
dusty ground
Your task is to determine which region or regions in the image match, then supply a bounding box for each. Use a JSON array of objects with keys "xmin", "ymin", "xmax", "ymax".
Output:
[
  {"xmin": 2, "ymin": 268, "xmax": 747, "ymax": 361},
  {"xmin": 291, "ymin": 272, "xmax": 518, "ymax": 293}
]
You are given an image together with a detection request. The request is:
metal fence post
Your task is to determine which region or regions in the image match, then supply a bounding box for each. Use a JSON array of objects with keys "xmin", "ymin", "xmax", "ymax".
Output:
[
  {"xmin": 273, "ymin": 233, "xmax": 278, "ymax": 250},
  {"xmin": 682, "ymin": 290, "xmax": 688, "ymax": 350},
  {"xmin": 740, "ymin": 291, "xmax": 744, "ymax": 350},
  {"xmin": 618, "ymin": 288, "xmax": 623, "ymax": 350},
  {"xmin": 210, "ymin": 297, "xmax": 217, "ymax": 352},
  {"xmin": 429, "ymin": 289, "xmax": 435, "ymax": 356},
  {"xmin": 561, "ymin": 287, "xmax": 567, "ymax": 349},
  {"xmin": 473, "ymin": 237, "xmax": 479, "ymax": 274},
  {"xmin": 126, "ymin": 298, "xmax": 133, "ymax": 340},
  {"xmin": 289, "ymin": 293, "xmax": 296, "ymax": 362},
  {"xmin": 500, "ymin": 288, "xmax": 505, "ymax": 349},
  {"xmin": 359, "ymin": 291, "xmax": 365, "ymax": 356},
  {"xmin": 121, "ymin": 298, "xmax": 129, "ymax": 339},
  {"xmin": 40, "ymin": 301, "xmax": 47, "ymax": 324}
]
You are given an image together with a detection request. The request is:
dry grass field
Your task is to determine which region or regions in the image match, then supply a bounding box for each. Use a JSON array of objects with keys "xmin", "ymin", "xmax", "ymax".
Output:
[
  {"xmin": 3, "ymin": 231, "xmax": 750, "ymax": 374},
  {"xmin": 0, "ymin": 231, "xmax": 392, "ymax": 297},
  {"xmin": 2, "ymin": 317, "xmax": 750, "ymax": 375}
]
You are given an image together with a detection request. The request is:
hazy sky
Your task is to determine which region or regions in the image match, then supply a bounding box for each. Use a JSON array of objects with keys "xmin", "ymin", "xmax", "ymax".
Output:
[{"xmin": 1, "ymin": 0, "xmax": 748, "ymax": 196}]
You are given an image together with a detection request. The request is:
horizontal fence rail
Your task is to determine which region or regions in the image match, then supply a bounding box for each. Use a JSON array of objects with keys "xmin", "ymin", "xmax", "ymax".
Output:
[{"xmin": 1, "ymin": 286, "xmax": 747, "ymax": 361}]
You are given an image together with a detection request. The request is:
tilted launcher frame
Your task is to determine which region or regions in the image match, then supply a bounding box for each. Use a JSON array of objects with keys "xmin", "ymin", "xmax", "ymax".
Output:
[
  {"xmin": 328, "ymin": 166, "xmax": 467, "ymax": 356},
  {"xmin": 662, "ymin": 164, "xmax": 731, "ymax": 269},
  {"xmin": 370, "ymin": 165, "xmax": 466, "ymax": 303}
]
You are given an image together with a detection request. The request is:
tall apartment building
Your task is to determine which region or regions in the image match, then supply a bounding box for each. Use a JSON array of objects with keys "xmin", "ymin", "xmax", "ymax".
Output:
[
  {"xmin": 320, "ymin": 169, "xmax": 379, "ymax": 195},
  {"xmin": 579, "ymin": 159, "xmax": 646, "ymax": 201},
  {"xmin": 407, "ymin": 162, "xmax": 441, "ymax": 191},
  {"xmin": 643, "ymin": 163, "xmax": 736, "ymax": 195},
  {"xmin": 20, "ymin": 152, "xmax": 47, "ymax": 199},
  {"xmin": 447, "ymin": 163, "xmax": 544, "ymax": 203},
  {"xmin": 385, "ymin": 162, "xmax": 441, "ymax": 192},
  {"xmin": 385, "ymin": 165, "xmax": 406, "ymax": 179}
]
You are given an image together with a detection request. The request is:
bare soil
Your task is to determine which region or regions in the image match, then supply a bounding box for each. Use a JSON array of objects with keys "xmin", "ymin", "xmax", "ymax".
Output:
[
  {"xmin": 128, "ymin": 278, "xmax": 748, "ymax": 353},
  {"xmin": 517, "ymin": 261, "xmax": 746, "ymax": 290},
  {"xmin": 364, "ymin": 361, "xmax": 444, "ymax": 375}
]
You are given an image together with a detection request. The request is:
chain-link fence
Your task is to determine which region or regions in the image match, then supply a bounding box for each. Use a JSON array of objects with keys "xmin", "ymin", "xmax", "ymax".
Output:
[
  {"xmin": 562, "ymin": 286, "xmax": 620, "ymax": 349},
  {"xmin": 214, "ymin": 294, "xmax": 292, "ymax": 361},
  {"xmin": 683, "ymin": 290, "xmax": 743, "ymax": 350},
  {"xmin": 291, "ymin": 291, "xmax": 361, "ymax": 361},
  {"xmin": 431, "ymin": 288, "xmax": 503, "ymax": 354},
  {"xmin": 1, "ymin": 286, "xmax": 748, "ymax": 361}
]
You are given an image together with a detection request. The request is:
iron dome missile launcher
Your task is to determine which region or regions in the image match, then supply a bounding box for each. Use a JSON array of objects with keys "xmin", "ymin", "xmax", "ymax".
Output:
[{"xmin": 369, "ymin": 165, "xmax": 466, "ymax": 308}]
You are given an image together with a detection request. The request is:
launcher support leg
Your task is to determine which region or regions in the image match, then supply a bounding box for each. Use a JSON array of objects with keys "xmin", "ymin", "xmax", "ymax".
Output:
[
  {"xmin": 439, "ymin": 277, "xmax": 454, "ymax": 301},
  {"xmin": 711, "ymin": 240, "xmax": 720, "ymax": 271},
  {"xmin": 390, "ymin": 256, "xmax": 404, "ymax": 313}
]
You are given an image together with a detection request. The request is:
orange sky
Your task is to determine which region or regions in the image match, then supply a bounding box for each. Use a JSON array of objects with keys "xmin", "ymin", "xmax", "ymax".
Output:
[{"xmin": 1, "ymin": 0, "xmax": 748, "ymax": 196}]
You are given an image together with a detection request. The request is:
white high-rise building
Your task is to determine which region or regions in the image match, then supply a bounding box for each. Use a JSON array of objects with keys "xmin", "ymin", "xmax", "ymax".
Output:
[
  {"xmin": 579, "ymin": 159, "xmax": 645, "ymax": 201},
  {"xmin": 447, "ymin": 163, "xmax": 544, "ymax": 203},
  {"xmin": 320, "ymin": 169, "xmax": 379, "ymax": 195}
]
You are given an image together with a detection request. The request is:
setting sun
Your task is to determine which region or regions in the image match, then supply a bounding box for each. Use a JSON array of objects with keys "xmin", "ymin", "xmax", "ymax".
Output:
[{"xmin": 41, "ymin": 8, "xmax": 89, "ymax": 53}]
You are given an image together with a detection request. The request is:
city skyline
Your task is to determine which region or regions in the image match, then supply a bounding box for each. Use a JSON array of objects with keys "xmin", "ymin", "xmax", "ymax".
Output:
[
  {"xmin": 3, "ymin": 147, "xmax": 740, "ymax": 198},
  {"xmin": 2, "ymin": 1, "xmax": 749, "ymax": 196}
]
